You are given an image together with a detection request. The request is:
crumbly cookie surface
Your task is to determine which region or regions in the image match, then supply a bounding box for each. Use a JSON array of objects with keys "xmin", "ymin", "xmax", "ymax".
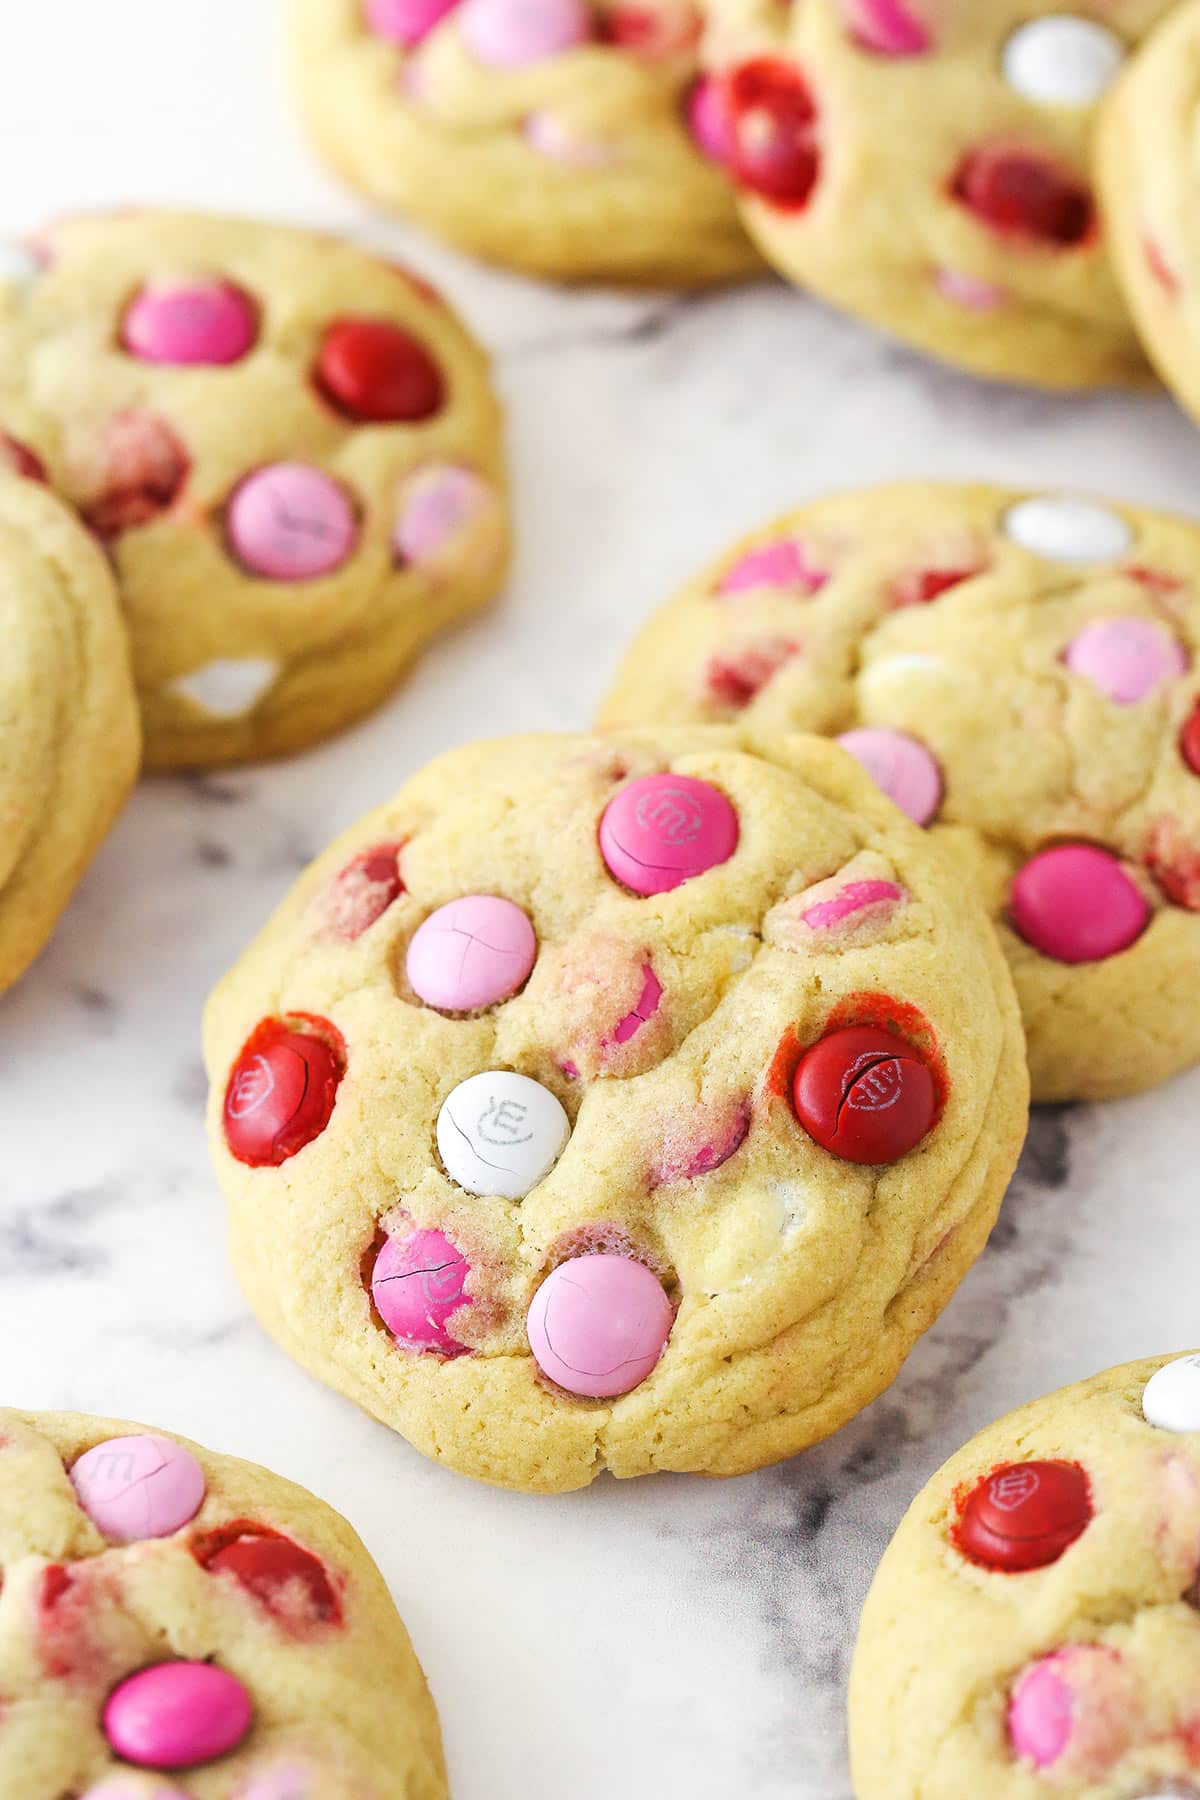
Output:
[
  {"xmin": 1099, "ymin": 0, "xmax": 1200, "ymax": 424},
  {"xmin": 0, "ymin": 468, "xmax": 139, "ymax": 997},
  {"xmin": 600, "ymin": 481, "xmax": 1200, "ymax": 1101},
  {"xmin": 0, "ymin": 1408, "xmax": 445, "ymax": 1798},
  {"xmin": 700, "ymin": 0, "xmax": 1172, "ymax": 387},
  {"xmin": 203, "ymin": 725, "xmax": 1027, "ymax": 1495},
  {"xmin": 0, "ymin": 210, "xmax": 509, "ymax": 769},
  {"xmin": 288, "ymin": 0, "xmax": 758, "ymax": 286},
  {"xmin": 850, "ymin": 1353, "xmax": 1200, "ymax": 1799}
]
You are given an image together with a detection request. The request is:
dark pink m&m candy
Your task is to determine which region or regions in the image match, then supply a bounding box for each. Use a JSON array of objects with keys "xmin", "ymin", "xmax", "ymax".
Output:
[
  {"xmin": 372, "ymin": 1225, "xmax": 472, "ymax": 1354},
  {"xmin": 122, "ymin": 280, "xmax": 258, "ymax": 367},
  {"xmin": 955, "ymin": 1460, "xmax": 1092, "ymax": 1572},
  {"xmin": 103, "ymin": 1662, "xmax": 252, "ymax": 1769},
  {"xmin": 599, "ymin": 773, "xmax": 738, "ymax": 895},
  {"xmin": 223, "ymin": 1018, "xmax": 345, "ymax": 1167},
  {"xmin": 1010, "ymin": 845, "xmax": 1150, "ymax": 964}
]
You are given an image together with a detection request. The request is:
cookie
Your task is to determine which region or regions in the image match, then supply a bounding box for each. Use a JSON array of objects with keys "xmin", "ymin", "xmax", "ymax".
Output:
[
  {"xmin": 203, "ymin": 726, "xmax": 1027, "ymax": 1494},
  {"xmin": 288, "ymin": 0, "xmax": 759, "ymax": 286},
  {"xmin": 699, "ymin": 1, "xmax": 1173, "ymax": 387},
  {"xmin": 1099, "ymin": 0, "xmax": 1200, "ymax": 427},
  {"xmin": 0, "ymin": 1408, "xmax": 445, "ymax": 1797},
  {"xmin": 849, "ymin": 1353, "xmax": 1200, "ymax": 1799},
  {"xmin": 0, "ymin": 210, "xmax": 509, "ymax": 769},
  {"xmin": 600, "ymin": 481, "xmax": 1200, "ymax": 1102},
  {"xmin": 0, "ymin": 465, "xmax": 139, "ymax": 998}
]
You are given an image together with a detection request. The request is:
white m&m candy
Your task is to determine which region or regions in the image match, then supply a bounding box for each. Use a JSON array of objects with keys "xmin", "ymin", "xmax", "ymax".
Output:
[
  {"xmin": 437, "ymin": 1070, "xmax": 569, "ymax": 1199},
  {"xmin": 1142, "ymin": 1354, "xmax": 1200, "ymax": 1433},
  {"xmin": 1002, "ymin": 17, "xmax": 1125, "ymax": 109},
  {"xmin": 0, "ymin": 240, "xmax": 42, "ymax": 287},
  {"xmin": 1003, "ymin": 494, "xmax": 1133, "ymax": 564}
]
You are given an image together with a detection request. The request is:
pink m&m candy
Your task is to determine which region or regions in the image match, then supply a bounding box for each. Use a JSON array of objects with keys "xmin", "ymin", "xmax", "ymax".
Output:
[
  {"xmin": 103, "ymin": 1662, "xmax": 253, "ymax": 1769},
  {"xmin": 718, "ymin": 538, "xmax": 826, "ymax": 596},
  {"xmin": 121, "ymin": 281, "xmax": 258, "ymax": 367},
  {"xmin": 839, "ymin": 0, "xmax": 932, "ymax": 56},
  {"xmin": 82, "ymin": 1782, "xmax": 191, "ymax": 1800},
  {"xmin": 1010, "ymin": 845, "xmax": 1150, "ymax": 964},
  {"xmin": 365, "ymin": 0, "xmax": 460, "ymax": 44},
  {"xmin": 70, "ymin": 1435, "xmax": 205, "ymax": 1544},
  {"xmin": 687, "ymin": 76, "xmax": 736, "ymax": 167},
  {"xmin": 406, "ymin": 894, "xmax": 536, "ymax": 1011},
  {"xmin": 1064, "ymin": 616, "xmax": 1187, "ymax": 704},
  {"xmin": 599, "ymin": 773, "xmax": 738, "ymax": 895},
  {"xmin": 801, "ymin": 878, "xmax": 905, "ymax": 931},
  {"xmin": 459, "ymin": 0, "xmax": 591, "ymax": 67},
  {"xmin": 837, "ymin": 728, "xmax": 943, "ymax": 827},
  {"xmin": 393, "ymin": 465, "xmax": 493, "ymax": 565},
  {"xmin": 527, "ymin": 1254, "xmax": 674, "ymax": 1398},
  {"xmin": 227, "ymin": 464, "xmax": 358, "ymax": 581},
  {"xmin": 372, "ymin": 1225, "xmax": 471, "ymax": 1353},
  {"xmin": 1008, "ymin": 1646, "xmax": 1133, "ymax": 1774}
]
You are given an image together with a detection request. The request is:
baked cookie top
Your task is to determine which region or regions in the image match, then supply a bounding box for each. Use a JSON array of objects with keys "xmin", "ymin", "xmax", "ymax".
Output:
[
  {"xmin": 0, "ymin": 466, "xmax": 139, "ymax": 997},
  {"xmin": 1099, "ymin": 0, "xmax": 1200, "ymax": 424},
  {"xmin": 0, "ymin": 210, "xmax": 509, "ymax": 770},
  {"xmin": 600, "ymin": 481, "xmax": 1200, "ymax": 1102},
  {"xmin": 0, "ymin": 1408, "xmax": 445, "ymax": 1798},
  {"xmin": 288, "ymin": 0, "xmax": 758, "ymax": 286},
  {"xmin": 850, "ymin": 1353, "xmax": 1200, "ymax": 1799},
  {"xmin": 700, "ymin": 0, "xmax": 1173, "ymax": 386},
  {"xmin": 204, "ymin": 725, "xmax": 1027, "ymax": 1494}
]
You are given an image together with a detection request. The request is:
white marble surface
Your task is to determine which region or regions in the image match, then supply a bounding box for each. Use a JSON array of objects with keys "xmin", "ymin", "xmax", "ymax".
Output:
[{"xmin": 4, "ymin": 5, "xmax": 1200, "ymax": 1795}]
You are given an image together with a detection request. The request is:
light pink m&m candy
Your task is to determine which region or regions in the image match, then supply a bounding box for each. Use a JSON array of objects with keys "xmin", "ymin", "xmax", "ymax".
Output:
[
  {"xmin": 82, "ymin": 1783, "xmax": 190, "ymax": 1800},
  {"xmin": 1008, "ymin": 1646, "xmax": 1133, "ymax": 1774},
  {"xmin": 600, "ymin": 773, "xmax": 738, "ymax": 895},
  {"xmin": 837, "ymin": 728, "xmax": 943, "ymax": 826},
  {"xmin": 393, "ymin": 465, "xmax": 493, "ymax": 565},
  {"xmin": 121, "ymin": 281, "xmax": 258, "ymax": 367},
  {"xmin": 459, "ymin": 0, "xmax": 591, "ymax": 67},
  {"xmin": 372, "ymin": 1225, "xmax": 471, "ymax": 1353},
  {"xmin": 1010, "ymin": 845, "xmax": 1150, "ymax": 963},
  {"xmin": 365, "ymin": 0, "xmax": 460, "ymax": 44},
  {"xmin": 527, "ymin": 1254, "xmax": 674, "ymax": 1398},
  {"xmin": 103, "ymin": 1662, "xmax": 253, "ymax": 1769},
  {"xmin": 70, "ymin": 1435, "xmax": 206, "ymax": 1544},
  {"xmin": 1064, "ymin": 616, "xmax": 1187, "ymax": 704},
  {"xmin": 407, "ymin": 894, "xmax": 536, "ymax": 1011},
  {"xmin": 227, "ymin": 464, "xmax": 357, "ymax": 581}
]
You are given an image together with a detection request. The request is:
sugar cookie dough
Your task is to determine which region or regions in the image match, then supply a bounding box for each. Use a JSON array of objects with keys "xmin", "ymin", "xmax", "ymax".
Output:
[
  {"xmin": 288, "ymin": 0, "xmax": 758, "ymax": 285},
  {"xmin": 0, "ymin": 1408, "xmax": 445, "ymax": 1798},
  {"xmin": 0, "ymin": 210, "xmax": 509, "ymax": 769},
  {"xmin": 851, "ymin": 1353, "xmax": 1200, "ymax": 1799},
  {"xmin": 1099, "ymin": 0, "xmax": 1200, "ymax": 426},
  {"xmin": 204, "ymin": 725, "xmax": 1027, "ymax": 1494},
  {"xmin": 600, "ymin": 481, "xmax": 1200, "ymax": 1101},
  {"xmin": 700, "ymin": 0, "xmax": 1173, "ymax": 386},
  {"xmin": 0, "ymin": 465, "xmax": 139, "ymax": 998}
]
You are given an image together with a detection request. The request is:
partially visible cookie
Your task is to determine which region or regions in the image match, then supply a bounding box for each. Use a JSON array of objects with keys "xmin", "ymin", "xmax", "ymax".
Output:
[
  {"xmin": 0, "ymin": 210, "xmax": 509, "ymax": 769},
  {"xmin": 0, "ymin": 1408, "xmax": 445, "ymax": 1798},
  {"xmin": 204, "ymin": 725, "xmax": 1027, "ymax": 1494},
  {"xmin": 288, "ymin": 0, "xmax": 758, "ymax": 286},
  {"xmin": 599, "ymin": 481, "xmax": 1200, "ymax": 1101},
  {"xmin": 850, "ymin": 1354, "xmax": 1200, "ymax": 1798},
  {"xmin": 0, "ymin": 465, "xmax": 139, "ymax": 998},
  {"xmin": 1099, "ymin": 0, "xmax": 1200, "ymax": 425},
  {"xmin": 700, "ymin": 1, "xmax": 1171, "ymax": 387}
]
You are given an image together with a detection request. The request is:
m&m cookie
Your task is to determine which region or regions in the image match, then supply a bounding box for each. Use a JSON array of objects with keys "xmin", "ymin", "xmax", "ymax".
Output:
[
  {"xmin": 0, "ymin": 1409, "xmax": 445, "ymax": 1796},
  {"xmin": 0, "ymin": 210, "xmax": 509, "ymax": 768},
  {"xmin": 0, "ymin": 467, "xmax": 139, "ymax": 998},
  {"xmin": 1099, "ymin": 0, "xmax": 1200, "ymax": 429},
  {"xmin": 851, "ymin": 1354, "xmax": 1200, "ymax": 1797},
  {"xmin": 600, "ymin": 481, "xmax": 1200, "ymax": 1101},
  {"xmin": 288, "ymin": 0, "xmax": 758, "ymax": 285},
  {"xmin": 204, "ymin": 726, "xmax": 1027, "ymax": 1493},
  {"xmin": 699, "ymin": 1, "xmax": 1172, "ymax": 386}
]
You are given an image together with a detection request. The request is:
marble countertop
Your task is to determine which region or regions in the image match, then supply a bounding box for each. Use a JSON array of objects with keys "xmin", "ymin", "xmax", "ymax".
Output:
[{"xmin": 5, "ymin": 5, "xmax": 1200, "ymax": 1794}]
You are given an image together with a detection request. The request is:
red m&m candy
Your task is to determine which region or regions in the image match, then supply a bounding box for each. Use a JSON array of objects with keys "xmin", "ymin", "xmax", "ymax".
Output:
[
  {"xmin": 1181, "ymin": 703, "xmax": 1200, "ymax": 777},
  {"xmin": 792, "ymin": 1024, "xmax": 936, "ymax": 1164},
  {"xmin": 955, "ymin": 1460, "xmax": 1092, "ymax": 1572},
  {"xmin": 199, "ymin": 1526, "xmax": 339, "ymax": 1626},
  {"xmin": 952, "ymin": 145, "xmax": 1093, "ymax": 247},
  {"xmin": 223, "ymin": 1018, "xmax": 344, "ymax": 1167},
  {"xmin": 720, "ymin": 60, "xmax": 821, "ymax": 210},
  {"xmin": 315, "ymin": 318, "xmax": 444, "ymax": 424}
]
